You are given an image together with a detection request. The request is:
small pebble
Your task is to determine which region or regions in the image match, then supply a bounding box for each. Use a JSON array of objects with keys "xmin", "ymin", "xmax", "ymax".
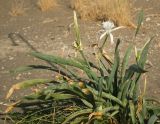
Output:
[
  {"xmin": 9, "ymin": 56, "xmax": 14, "ymax": 60},
  {"xmin": 146, "ymin": 17, "xmax": 151, "ymax": 22},
  {"xmin": 157, "ymin": 23, "xmax": 160, "ymax": 26},
  {"xmin": 28, "ymin": 72, "xmax": 31, "ymax": 75},
  {"xmin": 16, "ymin": 74, "xmax": 22, "ymax": 80},
  {"xmin": 35, "ymin": 35, "xmax": 38, "ymax": 39},
  {"xmin": 154, "ymin": 91, "xmax": 157, "ymax": 94}
]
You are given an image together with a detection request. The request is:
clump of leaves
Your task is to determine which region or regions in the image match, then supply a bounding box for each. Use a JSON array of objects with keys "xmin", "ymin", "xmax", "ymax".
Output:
[{"xmin": 4, "ymin": 11, "xmax": 160, "ymax": 124}]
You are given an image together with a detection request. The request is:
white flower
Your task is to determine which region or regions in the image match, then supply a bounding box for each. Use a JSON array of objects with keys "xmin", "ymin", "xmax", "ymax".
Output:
[
  {"xmin": 102, "ymin": 21, "xmax": 115, "ymax": 30},
  {"xmin": 100, "ymin": 21, "xmax": 125, "ymax": 44}
]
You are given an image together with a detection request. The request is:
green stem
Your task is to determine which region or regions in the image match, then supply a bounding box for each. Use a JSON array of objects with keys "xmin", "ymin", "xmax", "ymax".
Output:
[
  {"xmin": 100, "ymin": 34, "xmax": 108, "ymax": 52},
  {"xmin": 79, "ymin": 50, "xmax": 91, "ymax": 69}
]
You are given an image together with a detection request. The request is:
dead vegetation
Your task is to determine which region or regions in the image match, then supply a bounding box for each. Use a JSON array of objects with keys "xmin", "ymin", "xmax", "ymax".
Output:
[
  {"xmin": 70, "ymin": 0, "xmax": 136, "ymax": 28},
  {"xmin": 9, "ymin": 0, "xmax": 25, "ymax": 16},
  {"xmin": 9, "ymin": 0, "xmax": 134, "ymax": 27},
  {"xmin": 37, "ymin": 0, "xmax": 57, "ymax": 11}
]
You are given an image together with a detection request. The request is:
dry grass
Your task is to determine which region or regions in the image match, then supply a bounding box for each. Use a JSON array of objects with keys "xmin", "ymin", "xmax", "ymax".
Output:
[
  {"xmin": 37, "ymin": 0, "xmax": 57, "ymax": 11},
  {"xmin": 70, "ymin": 0, "xmax": 135, "ymax": 28},
  {"xmin": 9, "ymin": 0, "xmax": 25, "ymax": 16}
]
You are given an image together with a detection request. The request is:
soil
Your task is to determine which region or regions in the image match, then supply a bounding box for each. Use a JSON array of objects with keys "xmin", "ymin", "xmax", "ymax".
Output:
[{"xmin": 0, "ymin": 0, "xmax": 160, "ymax": 117}]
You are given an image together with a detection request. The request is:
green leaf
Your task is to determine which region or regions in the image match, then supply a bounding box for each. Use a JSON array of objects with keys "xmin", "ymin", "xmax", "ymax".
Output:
[
  {"xmin": 146, "ymin": 106, "xmax": 160, "ymax": 119},
  {"xmin": 98, "ymin": 77, "xmax": 105, "ymax": 98},
  {"xmin": 103, "ymin": 106, "xmax": 119, "ymax": 113},
  {"xmin": 138, "ymin": 38, "xmax": 153, "ymax": 69},
  {"xmin": 10, "ymin": 66, "xmax": 34, "ymax": 73},
  {"xmin": 135, "ymin": 10, "xmax": 144, "ymax": 37},
  {"xmin": 62, "ymin": 109, "xmax": 92, "ymax": 124},
  {"xmin": 14, "ymin": 100, "xmax": 53, "ymax": 108},
  {"xmin": 122, "ymin": 80, "xmax": 132, "ymax": 103},
  {"xmin": 128, "ymin": 64, "xmax": 147, "ymax": 73},
  {"xmin": 115, "ymin": 39, "xmax": 121, "ymax": 52},
  {"xmin": 31, "ymin": 52, "xmax": 85, "ymax": 69},
  {"xmin": 108, "ymin": 39, "xmax": 120, "ymax": 93},
  {"xmin": 87, "ymin": 86, "xmax": 124, "ymax": 107},
  {"xmin": 48, "ymin": 93, "xmax": 76, "ymax": 100},
  {"xmin": 137, "ymin": 112, "xmax": 145, "ymax": 124},
  {"xmin": 14, "ymin": 79, "xmax": 53, "ymax": 89},
  {"xmin": 121, "ymin": 45, "xmax": 132, "ymax": 81},
  {"xmin": 124, "ymin": 68, "xmax": 134, "ymax": 82},
  {"xmin": 81, "ymin": 99, "xmax": 93, "ymax": 108},
  {"xmin": 46, "ymin": 84, "xmax": 86, "ymax": 100},
  {"xmin": 110, "ymin": 110, "xmax": 119, "ymax": 117},
  {"xmin": 118, "ymin": 79, "xmax": 131, "ymax": 101},
  {"xmin": 74, "ymin": 58, "xmax": 99, "ymax": 71},
  {"xmin": 142, "ymin": 99, "xmax": 148, "ymax": 119},
  {"xmin": 70, "ymin": 116, "xmax": 87, "ymax": 124},
  {"xmin": 129, "ymin": 100, "xmax": 136, "ymax": 124},
  {"xmin": 31, "ymin": 52, "xmax": 98, "ymax": 81},
  {"xmin": 24, "ymin": 92, "xmax": 43, "ymax": 100},
  {"xmin": 147, "ymin": 115, "xmax": 158, "ymax": 124},
  {"xmin": 129, "ymin": 81, "xmax": 136, "ymax": 99},
  {"xmin": 6, "ymin": 79, "xmax": 54, "ymax": 99}
]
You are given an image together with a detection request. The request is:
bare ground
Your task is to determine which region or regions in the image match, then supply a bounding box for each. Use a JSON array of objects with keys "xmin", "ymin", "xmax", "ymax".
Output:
[{"xmin": 0, "ymin": 0, "xmax": 160, "ymax": 114}]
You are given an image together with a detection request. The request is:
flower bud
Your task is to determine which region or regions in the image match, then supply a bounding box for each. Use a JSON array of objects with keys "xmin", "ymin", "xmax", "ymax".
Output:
[
  {"xmin": 78, "ymin": 82, "xmax": 85, "ymax": 89},
  {"xmin": 82, "ymin": 88, "xmax": 91, "ymax": 95},
  {"xmin": 68, "ymin": 80, "xmax": 74, "ymax": 85}
]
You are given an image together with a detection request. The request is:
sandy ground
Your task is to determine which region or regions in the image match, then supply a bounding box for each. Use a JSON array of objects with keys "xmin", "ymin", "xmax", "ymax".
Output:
[{"xmin": 0, "ymin": 0, "xmax": 160, "ymax": 117}]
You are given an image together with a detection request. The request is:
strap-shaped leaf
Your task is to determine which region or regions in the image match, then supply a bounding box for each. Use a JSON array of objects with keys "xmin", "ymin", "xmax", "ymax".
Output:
[
  {"xmin": 129, "ymin": 100, "xmax": 136, "ymax": 124},
  {"xmin": 147, "ymin": 107, "xmax": 160, "ymax": 119},
  {"xmin": 6, "ymin": 79, "xmax": 53, "ymax": 99},
  {"xmin": 48, "ymin": 93, "xmax": 76, "ymax": 100},
  {"xmin": 81, "ymin": 99, "xmax": 93, "ymax": 108},
  {"xmin": 122, "ymin": 80, "xmax": 132, "ymax": 103},
  {"xmin": 87, "ymin": 86, "xmax": 124, "ymax": 107},
  {"xmin": 121, "ymin": 45, "xmax": 132, "ymax": 82},
  {"xmin": 135, "ymin": 10, "xmax": 144, "ymax": 37},
  {"xmin": 148, "ymin": 115, "xmax": 158, "ymax": 124},
  {"xmin": 127, "ymin": 64, "xmax": 147, "ymax": 73},
  {"xmin": 62, "ymin": 109, "xmax": 92, "ymax": 124},
  {"xmin": 31, "ymin": 52, "xmax": 98, "ymax": 81},
  {"xmin": 138, "ymin": 38, "xmax": 153, "ymax": 69},
  {"xmin": 31, "ymin": 52, "xmax": 86, "ymax": 69},
  {"xmin": 137, "ymin": 112, "xmax": 145, "ymax": 124},
  {"xmin": 70, "ymin": 116, "xmax": 88, "ymax": 124},
  {"xmin": 107, "ymin": 39, "xmax": 120, "ymax": 93},
  {"xmin": 129, "ymin": 81, "xmax": 136, "ymax": 99}
]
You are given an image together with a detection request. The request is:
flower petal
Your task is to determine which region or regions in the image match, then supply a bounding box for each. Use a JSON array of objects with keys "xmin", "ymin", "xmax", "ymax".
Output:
[
  {"xmin": 103, "ymin": 21, "xmax": 115, "ymax": 30},
  {"xmin": 100, "ymin": 31, "xmax": 107, "ymax": 40},
  {"xmin": 109, "ymin": 33, "xmax": 114, "ymax": 44},
  {"xmin": 111, "ymin": 26, "xmax": 125, "ymax": 32}
]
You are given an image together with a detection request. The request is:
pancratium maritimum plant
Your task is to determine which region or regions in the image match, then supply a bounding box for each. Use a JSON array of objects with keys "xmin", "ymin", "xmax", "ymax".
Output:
[
  {"xmin": 100, "ymin": 21, "xmax": 125, "ymax": 44},
  {"xmin": 4, "ymin": 11, "xmax": 160, "ymax": 124}
]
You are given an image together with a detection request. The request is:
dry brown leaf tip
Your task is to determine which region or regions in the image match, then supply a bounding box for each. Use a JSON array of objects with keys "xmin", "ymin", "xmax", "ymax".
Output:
[
  {"xmin": 6, "ymin": 84, "xmax": 20, "ymax": 99},
  {"xmin": 5, "ymin": 100, "xmax": 21, "ymax": 113}
]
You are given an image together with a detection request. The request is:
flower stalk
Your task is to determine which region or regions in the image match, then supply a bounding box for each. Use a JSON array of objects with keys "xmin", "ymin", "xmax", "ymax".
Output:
[{"xmin": 73, "ymin": 11, "xmax": 91, "ymax": 69}]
